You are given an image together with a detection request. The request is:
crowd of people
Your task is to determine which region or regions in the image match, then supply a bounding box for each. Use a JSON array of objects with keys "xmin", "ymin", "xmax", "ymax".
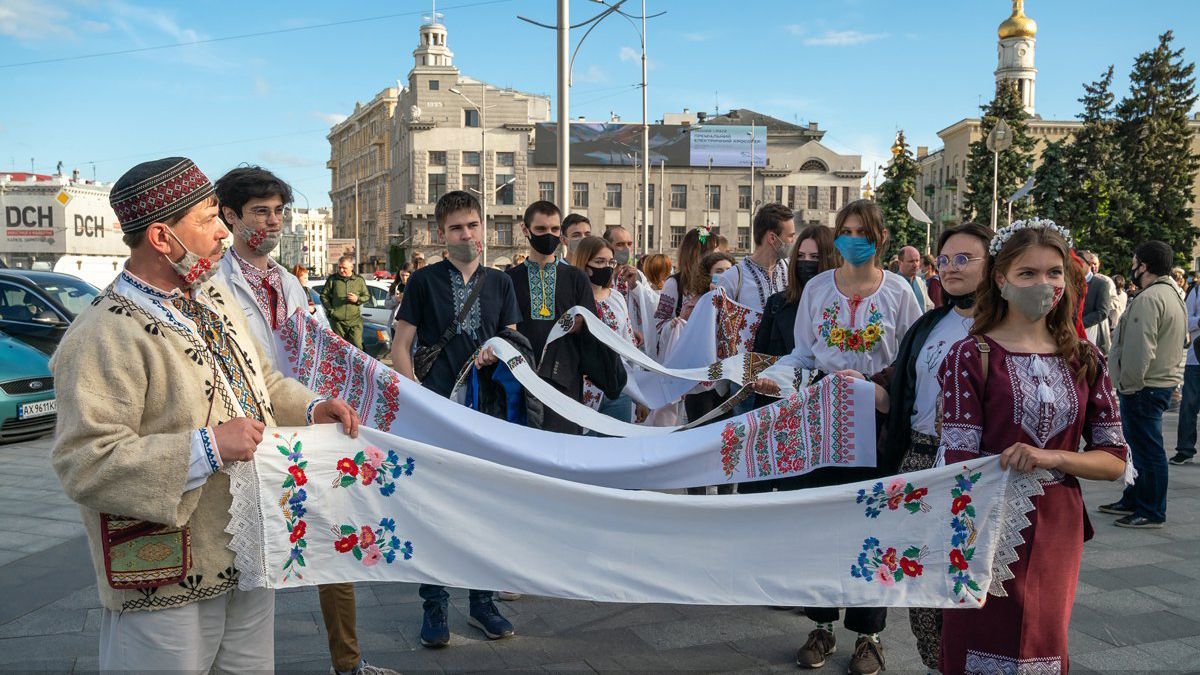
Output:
[{"xmin": 48, "ymin": 155, "xmax": 1192, "ymax": 675}]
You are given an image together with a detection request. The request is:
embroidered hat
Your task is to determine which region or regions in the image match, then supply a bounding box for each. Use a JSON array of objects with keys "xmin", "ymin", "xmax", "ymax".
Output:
[{"xmin": 110, "ymin": 157, "xmax": 215, "ymax": 235}]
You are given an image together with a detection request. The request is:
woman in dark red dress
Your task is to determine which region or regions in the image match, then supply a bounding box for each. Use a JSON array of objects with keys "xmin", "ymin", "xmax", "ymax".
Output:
[{"xmin": 936, "ymin": 220, "xmax": 1128, "ymax": 674}]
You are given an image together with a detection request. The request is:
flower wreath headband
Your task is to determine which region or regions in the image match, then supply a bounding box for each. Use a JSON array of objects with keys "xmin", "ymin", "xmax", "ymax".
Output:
[{"xmin": 988, "ymin": 217, "xmax": 1074, "ymax": 257}]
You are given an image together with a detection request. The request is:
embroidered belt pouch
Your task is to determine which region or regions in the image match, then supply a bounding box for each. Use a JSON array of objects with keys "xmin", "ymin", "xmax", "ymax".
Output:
[{"xmin": 100, "ymin": 513, "xmax": 191, "ymax": 590}]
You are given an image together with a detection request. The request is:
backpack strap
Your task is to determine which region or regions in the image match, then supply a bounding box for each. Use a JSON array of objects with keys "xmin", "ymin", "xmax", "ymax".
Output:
[{"xmin": 974, "ymin": 336, "xmax": 990, "ymax": 392}]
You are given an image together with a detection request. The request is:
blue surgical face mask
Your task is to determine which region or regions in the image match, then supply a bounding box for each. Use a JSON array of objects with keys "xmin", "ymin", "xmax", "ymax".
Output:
[{"xmin": 834, "ymin": 235, "xmax": 876, "ymax": 267}]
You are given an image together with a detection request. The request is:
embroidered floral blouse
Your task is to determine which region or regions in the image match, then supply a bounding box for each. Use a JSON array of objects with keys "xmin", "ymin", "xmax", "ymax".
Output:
[
  {"xmin": 787, "ymin": 269, "xmax": 922, "ymax": 377},
  {"xmin": 596, "ymin": 290, "xmax": 634, "ymax": 344},
  {"xmin": 936, "ymin": 336, "xmax": 1128, "ymax": 470}
]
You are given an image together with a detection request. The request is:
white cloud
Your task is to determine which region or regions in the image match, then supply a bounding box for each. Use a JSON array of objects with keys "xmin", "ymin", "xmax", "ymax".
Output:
[
  {"xmin": 254, "ymin": 75, "xmax": 271, "ymax": 97},
  {"xmin": 574, "ymin": 65, "xmax": 608, "ymax": 84},
  {"xmin": 0, "ymin": 0, "xmax": 73, "ymax": 40},
  {"xmin": 682, "ymin": 32, "xmax": 709, "ymax": 42},
  {"xmin": 783, "ymin": 24, "xmax": 805, "ymax": 36},
  {"xmin": 618, "ymin": 46, "xmax": 639, "ymax": 62},
  {"xmin": 316, "ymin": 112, "xmax": 349, "ymax": 126},
  {"xmin": 82, "ymin": 20, "xmax": 110, "ymax": 33},
  {"xmin": 802, "ymin": 30, "xmax": 886, "ymax": 47},
  {"xmin": 107, "ymin": 1, "xmax": 225, "ymax": 68}
]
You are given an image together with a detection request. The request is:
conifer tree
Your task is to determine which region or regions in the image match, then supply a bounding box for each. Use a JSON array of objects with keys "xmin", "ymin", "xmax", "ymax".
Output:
[
  {"xmin": 1115, "ymin": 31, "xmax": 1199, "ymax": 265},
  {"xmin": 877, "ymin": 130, "xmax": 924, "ymax": 254}
]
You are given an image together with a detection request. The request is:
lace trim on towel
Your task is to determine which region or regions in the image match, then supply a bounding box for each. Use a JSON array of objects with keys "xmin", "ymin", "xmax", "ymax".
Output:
[
  {"xmin": 987, "ymin": 467, "xmax": 1050, "ymax": 598},
  {"xmin": 224, "ymin": 459, "xmax": 270, "ymax": 590}
]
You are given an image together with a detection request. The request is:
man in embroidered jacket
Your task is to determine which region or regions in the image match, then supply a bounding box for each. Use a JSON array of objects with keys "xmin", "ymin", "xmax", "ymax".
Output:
[
  {"xmin": 213, "ymin": 166, "xmax": 393, "ymax": 675},
  {"xmin": 51, "ymin": 157, "xmax": 359, "ymax": 673}
]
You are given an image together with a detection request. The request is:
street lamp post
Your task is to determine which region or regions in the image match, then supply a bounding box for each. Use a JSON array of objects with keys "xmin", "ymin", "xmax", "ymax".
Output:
[
  {"xmin": 986, "ymin": 118, "xmax": 1012, "ymax": 228},
  {"xmin": 449, "ymin": 86, "xmax": 491, "ymax": 266}
]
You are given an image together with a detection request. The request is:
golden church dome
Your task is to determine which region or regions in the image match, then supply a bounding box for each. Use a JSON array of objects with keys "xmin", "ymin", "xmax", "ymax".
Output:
[{"xmin": 998, "ymin": 0, "xmax": 1037, "ymax": 40}]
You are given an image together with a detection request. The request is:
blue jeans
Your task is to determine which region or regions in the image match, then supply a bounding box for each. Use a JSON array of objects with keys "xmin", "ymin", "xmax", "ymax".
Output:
[
  {"xmin": 1176, "ymin": 365, "xmax": 1200, "ymax": 459},
  {"xmin": 1119, "ymin": 387, "xmax": 1172, "ymax": 522},
  {"xmin": 419, "ymin": 585, "xmax": 492, "ymax": 611},
  {"xmin": 598, "ymin": 393, "xmax": 633, "ymax": 423}
]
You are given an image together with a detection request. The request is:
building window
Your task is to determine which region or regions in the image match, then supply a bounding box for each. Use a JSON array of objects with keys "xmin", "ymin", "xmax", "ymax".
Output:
[
  {"xmin": 427, "ymin": 173, "xmax": 447, "ymax": 203},
  {"xmin": 808, "ymin": 186, "xmax": 819, "ymax": 210},
  {"xmin": 788, "ymin": 186, "xmax": 796, "ymax": 209},
  {"xmin": 463, "ymin": 151, "xmax": 481, "ymax": 166},
  {"xmin": 429, "ymin": 151, "xmax": 447, "ymax": 166},
  {"xmin": 572, "ymin": 182, "xmax": 589, "ymax": 208},
  {"xmin": 738, "ymin": 226, "xmax": 751, "ymax": 250},
  {"xmin": 605, "ymin": 183, "xmax": 622, "ymax": 208},
  {"xmin": 496, "ymin": 218, "xmax": 513, "ymax": 246},
  {"xmin": 462, "ymin": 173, "xmax": 480, "ymax": 194},
  {"xmin": 800, "ymin": 159, "xmax": 827, "ymax": 172},
  {"xmin": 647, "ymin": 225, "xmax": 655, "ymax": 248},
  {"xmin": 842, "ymin": 186, "xmax": 851, "ymax": 206},
  {"xmin": 638, "ymin": 183, "xmax": 655, "ymax": 209},
  {"xmin": 738, "ymin": 185, "xmax": 752, "ymax": 210},
  {"xmin": 775, "ymin": 185, "xmax": 784, "ymax": 203},
  {"xmin": 464, "ymin": 109, "xmax": 480, "ymax": 128},
  {"xmin": 426, "ymin": 219, "xmax": 440, "ymax": 244},
  {"xmin": 670, "ymin": 226, "xmax": 685, "ymax": 247},
  {"xmin": 670, "ymin": 184, "xmax": 687, "ymax": 209},
  {"xmin": 428, "ymin": 79, "xmax": 440, "ymax": 91},
  {"xmin": 830, "ymin": 186, "xmax": 838, "ymax": 211},
  {"xmin": 497, "ymin": 175, "xmax": 515, "ymax": 205},
  {"xmin": 497, "ymin": 152, "xmax": 515, "ymax": 167},
  {"xmin": 539, "ymin": 181, "xmax": 555, "ymax": 203},
  {"xmin": 705, "ymin": 185, "xmax": 721, "ymax": 210}
]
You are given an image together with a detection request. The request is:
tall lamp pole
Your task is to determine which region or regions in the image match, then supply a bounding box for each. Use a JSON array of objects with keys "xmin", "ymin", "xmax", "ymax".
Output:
[{"xmin": 986, "ymin": 118, "xmax": 1012, "ymax": 228}]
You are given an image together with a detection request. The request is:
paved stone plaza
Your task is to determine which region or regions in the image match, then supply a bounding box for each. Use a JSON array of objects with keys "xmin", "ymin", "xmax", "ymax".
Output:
[{"xmin": 2, "ymin": 417, "xmax": 1199, "ymax": 673}]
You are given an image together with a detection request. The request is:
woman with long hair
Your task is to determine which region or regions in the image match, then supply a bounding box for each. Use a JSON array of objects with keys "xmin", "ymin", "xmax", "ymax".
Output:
[
  {"xmin": 652, "ymin": 227, "xmax": 720, "ymax": 359},
  {"xmin": 769, "ymin": 200, "xmax": 922, "ymax": 673},
  {"xmin": 936, "ymin": 219, "xmax": 1126, "ymax": 674},
  {"xmin": 871, "ymin": 222, "xmax": 993, "ymax": 670},
  {"xmin": 571, "ymin": 236, "xmax": 636, "ymax": 423},
  {"xmin": 642, "ymin": 253, "xmax": 671, "ymax": 291},
  {"xmin": 751, "ymin": 224, "xmax": 840, "ymax": 361}
]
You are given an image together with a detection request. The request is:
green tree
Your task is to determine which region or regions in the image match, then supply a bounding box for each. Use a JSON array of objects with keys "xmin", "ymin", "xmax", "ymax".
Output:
[
  {"xmin": 961, "ymin": 81, "xmax": 1038, "ymax": 228},
  {"xmin": 1030, "ymin": 139, "xmax": 1070, "ymax": 222},
  {"xmin": 1115, "ymin": 30, "xmax": 1199, "ymax": 266},
  {"xmin": 876, "ymin": 130, "xmax": 924, "ymax": 255},
  {"xmin": 1060, "ymin": 66, "xmax": 1140, "ymax": 272}
]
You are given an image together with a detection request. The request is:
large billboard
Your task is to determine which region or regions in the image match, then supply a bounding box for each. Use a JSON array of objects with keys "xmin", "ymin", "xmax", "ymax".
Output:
[
  {"xmin": 533, "ymin": 123, "xmax": 766, "ymax": 168},
  {"xmin": 2, "ymin": 186, "xmax": 125, "ymax": 257}
]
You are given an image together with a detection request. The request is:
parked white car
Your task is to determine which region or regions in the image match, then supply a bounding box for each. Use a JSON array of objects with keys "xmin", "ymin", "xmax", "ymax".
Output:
[{"xmin": 305, "ymin": 278, "xmax": 395, "ymax": 325}]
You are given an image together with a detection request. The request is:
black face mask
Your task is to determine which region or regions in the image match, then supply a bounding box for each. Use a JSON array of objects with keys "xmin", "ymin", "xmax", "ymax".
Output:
[
  {"xmin": 528, "ymin": 231, "xmax": 561, "ymax": 256},
  {"xmin": 588, "ymin": 265, "xmax": 614, "ymax": 287},
  {"xmin": 944, "ymin": 291, "xmax": 977, "ymax": 310},
  {"xmin": 794, "ymin": 260, "xmax": 820, "ymax": 287}
]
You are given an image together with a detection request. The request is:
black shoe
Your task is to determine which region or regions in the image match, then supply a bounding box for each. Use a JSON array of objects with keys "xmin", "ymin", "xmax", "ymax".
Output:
[
  {"xmin": 1169, "ymin": 452, "xmax": 1195, "ymax": 466},
  {"xmin": 1114, "ymin": 514, "xmax": 1164, "ymax": 529},
  {"xmin": 1097, "ymin": 501, "xmax": 1134, "ymax": 516},
  {"xmin": 419, "ymin": 604, "xmax": 450, "ymax": 648}
]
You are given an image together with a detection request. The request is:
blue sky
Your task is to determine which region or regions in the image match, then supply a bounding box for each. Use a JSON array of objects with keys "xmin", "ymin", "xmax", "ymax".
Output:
[{"xmin": 1, "ymin": 0, "xmax": 1196, "ymax": 208}]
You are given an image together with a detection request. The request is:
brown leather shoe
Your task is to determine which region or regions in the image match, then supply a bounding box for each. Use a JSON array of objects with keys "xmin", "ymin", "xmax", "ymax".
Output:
[
  {"xmin": 847, "ymin": 636, "xmax": 885, "ymax": 675},
  {"xmin": 795, "ymin": 628, "xmax": 837, "ymax": 668}
]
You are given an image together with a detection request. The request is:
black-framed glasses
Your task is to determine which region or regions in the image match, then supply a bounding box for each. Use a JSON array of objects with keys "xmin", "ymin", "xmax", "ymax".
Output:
[
  {"xmin": 936, "ymin": 253, "xmax": 984, "ymax": 270},
  {"xmin": 247, "ymin": 206, "xmax": 286, "ymax": 222}
]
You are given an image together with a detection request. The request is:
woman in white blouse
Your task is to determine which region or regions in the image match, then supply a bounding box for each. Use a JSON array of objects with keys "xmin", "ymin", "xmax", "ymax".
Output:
[
  {"xmin": 759, "ymin": 199, "xmax": 921, "ymax": 672},
  {"xmin": 572, "ymin": 236, "xmax": 636, "ymax": 423}
]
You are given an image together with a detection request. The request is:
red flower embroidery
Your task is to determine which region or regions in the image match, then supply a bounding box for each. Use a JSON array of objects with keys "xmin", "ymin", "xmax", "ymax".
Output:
[
  {"xmin": 846, "ymin": 332, "xmax": 863, "ymax": 351},
  {"xmin": 900, "ymin": 557, "xmax": 923, "ymax": 577},
  {"xmin": 886, "ymin": 493, "xmax": 904, "ymax": 511},
  {"xmin": 289, "ymin": 520, "xmax": 306, "ymax": 543},
  {"xmin": 288, "ymin": 465, "xmax": 307, "ymax": 487},
  {"xmin": 361, "ymin": 463, "xmax": 377, "ymax": 485},
  {"xmin": 881, "ymin": 547, "xmax": 898, "ymax": 571},
  {"xmin": 337, "ymin": 457, "xmax": 358, "ymax": 476},
  {"xmin": 334, "ymin": 534, "xmax": 358, "ymax": 552},
  {"xmin": 949, "ymin": 548, "xmax": 968, "ymax": 571},
  {"xmin": 951, "ymin": 494, "xmax": 972, "ymax": 515},
  {"xmin": 360, "ymin": 525, "xmax": 376, "ymax": 548},
  {"xmin": 905, "ymin": 487, "xmax": 928, "ymax": 502}
]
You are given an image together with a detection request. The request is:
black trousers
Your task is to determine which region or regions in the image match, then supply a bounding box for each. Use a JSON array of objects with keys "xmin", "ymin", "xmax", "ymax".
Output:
[{"xmin": 803, "ymin": 606, "xmax": 887, "ymax": 635}]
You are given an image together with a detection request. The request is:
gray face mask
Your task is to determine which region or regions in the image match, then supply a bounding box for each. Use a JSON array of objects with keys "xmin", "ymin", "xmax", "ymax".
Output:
[
  {"xmin": 1000, "ymin": 282, "xmax": 1062, "ymax": 322},
  {"xmin": 235, "ymin": 223, "xmax": 281, "ymax": 256},
  {"xmin": 446, "ymin": 241, "xmax": 480, "ymax": 263},
  {"xmin": 613, "ymin": 247, "xmax": 631, "ymax": 265}
]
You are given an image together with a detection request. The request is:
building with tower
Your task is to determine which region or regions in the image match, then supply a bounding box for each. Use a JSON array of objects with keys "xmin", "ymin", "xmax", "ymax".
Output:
[{"xmin": 911, "ymin": 0, "xmax": 1200, "ymax": 257}]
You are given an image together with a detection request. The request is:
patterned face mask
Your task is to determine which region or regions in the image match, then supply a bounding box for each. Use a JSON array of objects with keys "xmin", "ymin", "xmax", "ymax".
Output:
[
  {"xmin": 235, "ymin": 222, "xmax": 281, "ymax": 256},
  {"xmin": 164, "ymin": 228, "xmax": 219, "ymax": 291}
]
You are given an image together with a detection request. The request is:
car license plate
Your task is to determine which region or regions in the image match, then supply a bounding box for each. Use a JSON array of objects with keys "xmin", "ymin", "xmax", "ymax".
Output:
[{"xmin": 19, "ymin": 399, "xmax": 56, "ymax": 419}]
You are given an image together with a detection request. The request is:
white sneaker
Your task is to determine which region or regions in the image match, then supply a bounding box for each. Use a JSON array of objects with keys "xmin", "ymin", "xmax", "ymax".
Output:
[{"xmin": 497, "ymin": 591, "xmax": 522, "ymax": 601}]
